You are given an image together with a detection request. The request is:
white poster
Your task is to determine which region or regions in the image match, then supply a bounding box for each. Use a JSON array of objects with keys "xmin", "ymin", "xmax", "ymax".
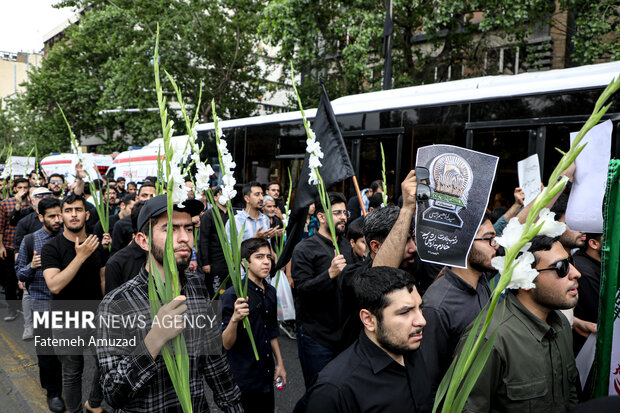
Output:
[
  {"xmin": 517, "ymin": 154, "xmax": 542, "ymax": 206},
  {"xmin": 566, "ymin": 120, "xmax": 612, "ymax": 233}
]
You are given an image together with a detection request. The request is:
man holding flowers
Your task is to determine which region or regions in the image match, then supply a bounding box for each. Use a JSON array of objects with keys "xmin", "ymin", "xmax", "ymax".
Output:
[
  {"xmin": 459, "ymin": 234, "xmax": 580, "ymax": 412},
  {"xmin": 97, "ymin": 195, "xmax": 244, "ymax": 412}
]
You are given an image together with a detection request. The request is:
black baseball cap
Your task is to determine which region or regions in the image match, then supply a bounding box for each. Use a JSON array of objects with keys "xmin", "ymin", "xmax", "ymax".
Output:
[{"xmin": 137, "ymin": 194, "xmax": 203, "ymax": 231}]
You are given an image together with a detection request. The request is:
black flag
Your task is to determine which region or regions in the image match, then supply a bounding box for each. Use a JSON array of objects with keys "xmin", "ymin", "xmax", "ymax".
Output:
[{"xmin": 275, "ymin": 81, "xmax": 355, "ymax": 270}]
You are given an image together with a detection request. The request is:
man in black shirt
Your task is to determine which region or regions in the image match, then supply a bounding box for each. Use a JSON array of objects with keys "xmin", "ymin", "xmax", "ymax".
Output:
[
  {"xmin": 41, "ymin": 194, "xmax": 109, "ymax": 413},
  {"xmin": 199, "ymin": 186, "xmax": 230, "ymax": 296},
  {"xmin": 420, "ymin": 215, "xmax": 497, "ymax": 393},
  {"xmin": 338, "ymin": 174, "xmax": 441, "ymax": 353},
  {"xmin": 104, "ymin": 200, "xmax": 146, "ymax": 294},
  {"xmin": 14, "ymin": 187, "xmax": 51, "ymax": 251},
  {"xmin": 573, "ymin": 232, "xmax": 602, "ymax": 353},
  {"xmin": 115, "ymin": 177, "xmax": 126, "ymax": 199},
  {"xmin": 307, "ymin": 266, "xmax": 432, "ymax": 412},
  {"xmin": 291, "ymin": 192, "xmax": 353, "ymax": 391}
]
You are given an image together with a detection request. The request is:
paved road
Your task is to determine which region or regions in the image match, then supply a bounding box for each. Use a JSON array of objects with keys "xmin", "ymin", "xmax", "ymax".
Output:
[{"xmin": 0, "ymin": 299, "xmax": 305, "ymax": 412}]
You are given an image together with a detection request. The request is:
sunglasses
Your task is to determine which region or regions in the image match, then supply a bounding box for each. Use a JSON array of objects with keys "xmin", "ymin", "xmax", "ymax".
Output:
[
  {"xmin": 415, "ymin": 166, "xmax": 431, "ymax": 201},
  {"xmin": 536, "ymin": 256, "xmax": 574, "ymax": 278}
]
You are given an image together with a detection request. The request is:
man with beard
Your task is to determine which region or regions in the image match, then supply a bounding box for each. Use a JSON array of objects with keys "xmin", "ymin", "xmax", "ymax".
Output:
[
  {"xmin": 226, "ymin": 181, "xmax": 276, "ymax": 242},
  {"xmin": 552, "ymin": 193, "xmax": 586, "ymax": 253},
  {"xmin": 97, "ymin": 194, "xmax": 244, "ymax": 412},
  {"xmin": 460, "ymin": 235, "xmax": 579, "ymax": 412},
  {"xmin": 307, "ymin": 266, "xmax": 432, "ymax": 412},
  {"xmin": 262, "ymin": 195, "xmax": 284, "ymax": 248},
  {"xmin": 419, "ymin": 215, "xmax": 497, "ymax": 393},
  {"xmin": 0, "ymin": 177, "xmax": 30, "ymax": 321},
  {"xmin": 266, "ymin": 181, "xmax": 284, "ymax": 219},
  {"xmin": 199, "ymin": 186, "xmax": 230, "ymax": 297},
  {"xmin": 41, "ymin": 194, "xmax": 110, "ymax": 413},
  {"xmin": 47, "ymin": 174, "xmax": 65, "ymax": 199},
  {"xmin": 14, "ymin": 187, "xmax": 52, "ymax": 250},
  {"xmin": 371, "ymin": 170, "xmax": 440, "ymax": 293},
  {"xmin": 572, "ymin": 232, "xmax": 602, "ymax": 354},
  {"xmin": 291, "ymin": 192, "xmax": 353, "ymax": 393},
  {"xmin": 15, "ymin": 197, "xmax": 65, "ymax": 412}
]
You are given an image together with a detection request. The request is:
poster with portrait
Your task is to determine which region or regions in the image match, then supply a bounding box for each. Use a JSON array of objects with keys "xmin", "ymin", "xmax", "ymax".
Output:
[{"xmin": 415, "ymin": 145, "xmax": 498, "ymax": 268}]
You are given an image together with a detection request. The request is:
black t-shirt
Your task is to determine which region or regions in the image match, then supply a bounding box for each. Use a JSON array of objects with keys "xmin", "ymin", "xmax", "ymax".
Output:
[
  {"xmin": 104, "ymin": 240, "xmax": 146, "ymax": 295},
  {"xmin": 41, "ymin": 234, "xmax": 105, "ymax": 301}
]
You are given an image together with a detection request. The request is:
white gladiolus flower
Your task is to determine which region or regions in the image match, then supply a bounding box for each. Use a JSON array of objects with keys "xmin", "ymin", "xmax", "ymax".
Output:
[
  {"xmin": 0, "ymin": 169, "xmax": 9, "ymax": 179},
  {"xmin": 191, "ymin": 153, "xmax": 201, "ymax": 164},
  {"xmin": 307, "ymin": 128, "xmax": 316, "ymax": 141},
  {"xmin": 305, "ymin": 127, "xmax": 324, "ymax": 186},
  {"xmin": 218, "ymin": 186, "xmax": 237, "ymax": 206},
  {"xmin": 283, "ymin": 210, "xmax": 290, "ymax": 227},
  {"xmin": 222, "ymin": 173, "xmax": 235, "ymax": 187},
  {"xmin": 169, "ymin": 167, "xmax": 190, "ymax": 207},
  {"xmin": 215, "ymin": 134, "xmax": 237, "ymax": 207},
  {"xmin": 309, "ymin": 154, "xmax": 322, "ymax": 169},
  {"xmin": 172, "ymin": 184, "xmax": 190, "ymax": 206},
  {"xmin": 308, "ymin": 168, "xmax": 319, "ymax": 185},
  {"xmin": 195, "ymin": 163, "xmax": 214, "ymax": 193},
  {"xmin": 493, "ymin": 252, "xmax": 539, "ymax": 290},
  {"xmin": 495, "ymin": 218, "xmax": 525, "ymax": 250},
  {"xmin": 538, "ymin": 208, "xmax": 566, "ymax": 238},
  {"xmin": 306, "ymin": 140, "xmax": 323, "ymax": 159}
]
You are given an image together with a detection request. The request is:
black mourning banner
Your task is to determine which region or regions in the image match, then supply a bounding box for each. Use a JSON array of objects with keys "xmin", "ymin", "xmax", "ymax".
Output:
[{"xmin": 415, "ymin": 145, "xmax": 498, "ymax": 268}]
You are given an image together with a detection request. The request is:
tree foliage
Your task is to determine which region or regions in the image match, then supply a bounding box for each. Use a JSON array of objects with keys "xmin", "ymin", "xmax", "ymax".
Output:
[
  {"xmin": 11, "ymin": 0, "xmax": 267, "ymax": 154},
  {"xmin": 260, "ymin": 0, "xmax": 619, "ymax": 106}
]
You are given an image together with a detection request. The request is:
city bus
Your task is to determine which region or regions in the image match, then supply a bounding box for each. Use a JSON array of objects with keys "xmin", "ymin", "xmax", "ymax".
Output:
[{"xmin": 194, "ymin": 60, "xmax": 620, "ymax": 202}]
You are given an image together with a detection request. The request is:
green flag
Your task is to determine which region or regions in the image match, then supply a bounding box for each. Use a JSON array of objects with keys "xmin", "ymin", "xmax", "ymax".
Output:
[{"xmin": 594, "ymin": 159, "xmax": 620, "ymax": 397}]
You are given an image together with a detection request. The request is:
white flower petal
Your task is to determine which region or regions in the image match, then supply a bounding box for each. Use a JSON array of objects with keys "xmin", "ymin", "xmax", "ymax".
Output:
[
  {"xmin": 538, "ymin": 208, "xmax": 566, "ymax": 238},
  {"xmin": 308, "ymin": 168, "xmax": 319, "ymax": 186},
  {"xmin": 495, "ymin": 217, "xmax": 525, "ymax": 249},
  {"xmin": 505, "ymin": 252, "xmax": 539, "ymax": 290},
  {"xmin": 309, "ymin": 155, "xmax": 322, "ymax": 169},
  {"xmin": 491, "ymin": 256, "xmax": 506, "ymax": 273},
  {"xmin": 172, "ymin": 184, "xmax": 189, "ymax": 207},
  {"xmin": 307, "ymin": 128, "xmax": 316, "ymax": 141}
]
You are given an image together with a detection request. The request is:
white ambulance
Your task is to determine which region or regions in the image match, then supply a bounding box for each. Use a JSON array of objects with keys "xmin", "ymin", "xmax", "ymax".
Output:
[
  {"xmin": 105, "ymin": 135, "xmax": 192, "ymax": 183},
  {"xmin": 40, "ymin": 153, "xmax": 113, "ymax": 184}
]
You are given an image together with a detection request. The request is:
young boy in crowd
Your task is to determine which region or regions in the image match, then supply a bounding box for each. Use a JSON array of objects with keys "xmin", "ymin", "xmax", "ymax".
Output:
[
  {"xmin": 347, "ymin": 218, "xmax": 366, "ymax": 262},
  {"xmin": 222, "ymin": 238, "xmax": 287, "ymax": 413}
]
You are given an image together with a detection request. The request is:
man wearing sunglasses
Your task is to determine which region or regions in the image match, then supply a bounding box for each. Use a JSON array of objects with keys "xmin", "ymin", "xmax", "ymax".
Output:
[
  {"xmin": 461, "ymin": 235, "xmax": 580, "ymax": 412},
  {"xmin": 420, "ymin": 214, "xmax": 497, "ymax": 394},
  {"xmin": 47, "ymin": 174, "xmax": 65, "ymax": 199}
]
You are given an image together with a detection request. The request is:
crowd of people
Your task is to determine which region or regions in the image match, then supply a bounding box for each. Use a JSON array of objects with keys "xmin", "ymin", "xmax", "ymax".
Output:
[{"xmin": 0, "ymin": 159, "xmax": 613, "ymax": 413}]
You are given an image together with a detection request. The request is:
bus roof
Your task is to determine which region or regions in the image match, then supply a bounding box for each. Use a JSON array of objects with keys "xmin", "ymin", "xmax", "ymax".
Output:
[{"xmin": 195, "ymin": 60, "xmax": 620, "ymax": 132}]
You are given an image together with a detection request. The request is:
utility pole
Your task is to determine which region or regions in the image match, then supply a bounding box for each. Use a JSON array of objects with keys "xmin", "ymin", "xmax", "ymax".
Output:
[{"xmin": 382, "ymin": 0, "xmax": 393, "ymax": 90}]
